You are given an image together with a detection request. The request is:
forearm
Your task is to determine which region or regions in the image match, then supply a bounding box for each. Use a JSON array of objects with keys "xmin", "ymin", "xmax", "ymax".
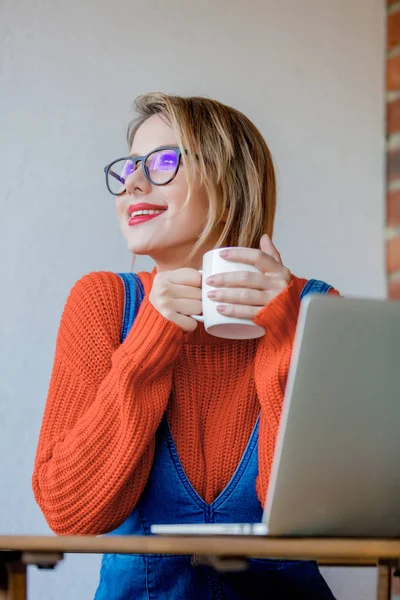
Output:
[{"xmin": 32, "ymin": 295, "xmax": 183, "ymax": 535}]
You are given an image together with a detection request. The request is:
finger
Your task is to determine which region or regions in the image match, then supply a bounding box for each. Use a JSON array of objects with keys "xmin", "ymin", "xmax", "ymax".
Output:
[
  {"xmin": 216, "ymin": 302, "xmax": 271, "ymax": 320},
  {"xmin": 170, "ymin": 282, "xmax": 202, "ymax": 300},
  {"xmin": 219, "ymin": 248, "xmax": 281, "ymax": 274},
  {"xmin": 159, "ymin": 268, "xmax": 202, "ymax": 286},
  {"xmin": 173, "ymin": 298, "xmax": 203, "ymax": 316},
  {"xmin": 260, "ymin": 234, "xmax": 282, "ymax": 265},
  {"xmin": 208, "ymin": 285, "xmax": 282, "ymax": 306},
  {"xmin": 174, "ymin": 313, "xmax": 199, "ymax": 332},
  {"xmin": 206, "ymin": 270, "xmax": 277, "ymax": 289}
]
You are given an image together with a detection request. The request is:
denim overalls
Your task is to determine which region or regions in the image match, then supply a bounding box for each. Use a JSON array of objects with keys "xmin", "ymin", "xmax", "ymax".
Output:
[{"xmin": 94, "ymin": 275, "xmax": 335, "ymax": 600}]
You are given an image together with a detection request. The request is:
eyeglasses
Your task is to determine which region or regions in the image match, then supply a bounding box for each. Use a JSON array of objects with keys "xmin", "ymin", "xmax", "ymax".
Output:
[{"xmin": 104, "ymin": 146, "xmax": 182, "ymax": 196}]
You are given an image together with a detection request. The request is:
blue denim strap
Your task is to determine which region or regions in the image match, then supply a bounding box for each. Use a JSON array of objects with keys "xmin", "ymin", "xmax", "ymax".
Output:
[
  {"xmin": 116, "ymin": 273, "xmax": 145, "ymax": 343},
  {"xmin": 300, "ymin": 279, "xmax": 332, "ymax": 300}
]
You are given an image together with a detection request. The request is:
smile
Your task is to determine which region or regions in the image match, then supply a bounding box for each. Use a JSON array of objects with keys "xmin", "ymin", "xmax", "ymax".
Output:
[{"xmin": 128, "ymin": 210, "xmax": 166, "ymax": 226}]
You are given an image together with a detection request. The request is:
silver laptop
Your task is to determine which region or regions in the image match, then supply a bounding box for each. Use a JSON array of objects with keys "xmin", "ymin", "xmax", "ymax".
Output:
[{"xmin": 151, "ymin": 294, "xmax": 400, "ymax": 538}]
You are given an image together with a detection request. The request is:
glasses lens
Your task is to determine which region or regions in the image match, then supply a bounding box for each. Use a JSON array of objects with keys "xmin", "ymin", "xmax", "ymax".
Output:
[
  {"xmin": 145, "ymin": 149, "xmax": 179, "ymax": 184},
  {"xmin": 107, "ymin": 159, "xmax": 135, "ymax": 195}
]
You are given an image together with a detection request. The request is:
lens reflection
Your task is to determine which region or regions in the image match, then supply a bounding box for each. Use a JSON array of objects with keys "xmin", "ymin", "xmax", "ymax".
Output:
[{"xmin": 145, "ymin": 149, "xmax": 179, "ymax": 184}]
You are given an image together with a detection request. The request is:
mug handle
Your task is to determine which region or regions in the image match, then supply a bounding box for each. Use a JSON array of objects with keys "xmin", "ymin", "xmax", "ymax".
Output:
[{"xmin": 191, "ymin": 269, "xmax": 204, "ymax": 322}]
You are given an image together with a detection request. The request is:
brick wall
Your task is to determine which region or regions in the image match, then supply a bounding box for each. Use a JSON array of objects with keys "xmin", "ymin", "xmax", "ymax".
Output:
[{"xmin": 387, "ymin": 1, "xmax": 400, "ymax": 299}]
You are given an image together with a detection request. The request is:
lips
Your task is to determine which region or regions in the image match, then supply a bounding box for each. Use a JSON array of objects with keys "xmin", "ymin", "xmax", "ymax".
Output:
[
  {"xmin": 128, "ymin": 213, "xmax": 164, "ymax": 226},
  {"xmin": 127, "ymin": 205, "xmax": 167, "ymax": 227},
  {"xmin": 128, "ymin": 203, "xmax": 167, "ymax": 216}
]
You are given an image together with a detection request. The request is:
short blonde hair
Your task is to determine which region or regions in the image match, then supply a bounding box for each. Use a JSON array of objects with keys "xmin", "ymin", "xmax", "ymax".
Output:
[{"xmin": 127, "ymin": 93, "xmax": 276, "ymax": 266}]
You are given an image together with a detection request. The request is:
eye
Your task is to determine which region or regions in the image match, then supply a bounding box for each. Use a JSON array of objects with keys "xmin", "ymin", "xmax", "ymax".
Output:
[{"xmin": 148, "ymin": 150, "xmax": 178, "ymax": 172}]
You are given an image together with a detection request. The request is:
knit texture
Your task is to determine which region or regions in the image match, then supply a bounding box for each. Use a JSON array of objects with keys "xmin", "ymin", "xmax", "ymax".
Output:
[{"xmin": 32, "ymin": 268, "xmax": 339, "ymax": 535}]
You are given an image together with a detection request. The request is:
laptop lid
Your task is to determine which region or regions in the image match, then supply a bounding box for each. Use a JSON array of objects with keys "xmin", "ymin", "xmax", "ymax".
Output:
[{"xmin": 263, "ymin": 294, "xmax": 400, "ymax": 538}]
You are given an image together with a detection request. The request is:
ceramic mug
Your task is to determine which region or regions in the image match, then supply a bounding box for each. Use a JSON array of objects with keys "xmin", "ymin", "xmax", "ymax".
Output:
[{"xmin": 191, "ymin": 247, "xmax": 266, "ymax": 339}]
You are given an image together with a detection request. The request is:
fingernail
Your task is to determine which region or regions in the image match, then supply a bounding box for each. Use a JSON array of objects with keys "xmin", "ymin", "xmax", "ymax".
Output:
[
  {"xmin": 206, "ymin": 276, "xmax": 215, "ymax": 285},
  {"xmin": 219, "ymin": 250, "xmax": 229, "ymax": 258},
  {"xmin": 217, "ymin": 305, "xmax": 226, "ymax": 313},
  {"xmin": 207, "ymin": 290, "xmax": 216, "ymax": 299}
]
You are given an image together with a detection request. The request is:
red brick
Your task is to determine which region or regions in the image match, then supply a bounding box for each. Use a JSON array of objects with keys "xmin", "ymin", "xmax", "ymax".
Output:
[
  {"xmin": 387, "ymin": 188, "xmax": 400, "ymax": 226},
  {"xmin": 388, "ymin": 278, "xmax": 400, "ymax": 299},
  {"xmin": 393, "ymin": 569, "xmax": 400, "ymax": 595},
  {"xmin": 387, "ymin": 236, "xmax": 400, "ymax": 272},
  {"xmin": 387, "ymin": 55, "xmax": 400, "ymax": 91},
  {"xmin": 386, "ymin": 149, "xmax": 400, "ymax": 182},
  {"xmin": 387, "ymin": 96, "xmax": 400, "ymax": 131},
  {"xmin": 388, "ymin": 10, "xmax": 400, "ymax": 49}
]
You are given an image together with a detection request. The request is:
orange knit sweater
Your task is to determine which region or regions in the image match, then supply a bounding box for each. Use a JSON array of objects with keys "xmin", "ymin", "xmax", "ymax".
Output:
[{"xmin": 32, "ymin": 268, "xmax": 339, "ymax": 535}]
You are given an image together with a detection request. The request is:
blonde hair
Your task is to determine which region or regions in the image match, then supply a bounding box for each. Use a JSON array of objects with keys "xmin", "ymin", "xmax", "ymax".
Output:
[{"xmin": 127, "ymin": 92, "xmax": 276, "ymax": 267}]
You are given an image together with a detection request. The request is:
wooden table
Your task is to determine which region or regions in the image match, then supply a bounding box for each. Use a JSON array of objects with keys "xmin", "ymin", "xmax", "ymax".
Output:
[{"xmin": 0, "ymin": 535, "xmax": 399, "ymax": 599}]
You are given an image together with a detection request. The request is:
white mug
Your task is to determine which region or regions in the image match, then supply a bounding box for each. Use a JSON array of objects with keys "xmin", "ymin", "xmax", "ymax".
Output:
[{"xmin": 191, "ymin": 247, "xmax": 266, "ymax": 340}]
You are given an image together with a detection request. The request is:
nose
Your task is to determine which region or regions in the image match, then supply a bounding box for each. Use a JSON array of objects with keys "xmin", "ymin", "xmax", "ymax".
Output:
[{"xmin": 124, "ymin": 162, "xmax": 152, "ymax": 195}]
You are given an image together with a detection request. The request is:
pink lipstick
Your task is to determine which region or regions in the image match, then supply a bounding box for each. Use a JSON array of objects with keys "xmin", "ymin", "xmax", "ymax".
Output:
[{"xmin": 128, "ymin": 203, "xmax": 167, "ymax": 227}]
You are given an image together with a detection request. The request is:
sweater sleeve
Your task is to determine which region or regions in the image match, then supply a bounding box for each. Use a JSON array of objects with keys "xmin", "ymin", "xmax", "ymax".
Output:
[
  {"xmin": 32, "ymin": 271, "xmax": 184, "ymax": 535},
  {"xmin": 252, "ymin": 275, "xmax": 340, "ymax": 507}
]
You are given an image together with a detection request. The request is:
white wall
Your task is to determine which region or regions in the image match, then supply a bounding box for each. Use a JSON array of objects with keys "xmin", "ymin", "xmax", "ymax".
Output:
[{"xmin": 0, "ymin": 0, "xmax": 385, "ymax": 598}]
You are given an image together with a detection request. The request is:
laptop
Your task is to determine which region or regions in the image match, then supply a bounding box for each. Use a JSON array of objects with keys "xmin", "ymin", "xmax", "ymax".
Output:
[{"xmin": 151, "ymin": 293, "xmax": 400, "ymax": 538}]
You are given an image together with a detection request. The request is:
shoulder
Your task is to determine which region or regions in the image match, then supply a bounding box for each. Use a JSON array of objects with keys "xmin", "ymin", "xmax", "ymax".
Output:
[
  {"xmin": 57, "ymin": 272, "xmax": 126, "ymax": 355},
  {"xmin": 60, "ymin": 270, "xmax": 153, "ymax": 341},
  {"xmin": 65, "ymin": 271, "xmax": 125, "ymax": 318},
  {"xmin": 68, "ymin": 270, "xmax": 124, "ymax": 297},
  {"xmin": 55, "ymin": 272, "xmax": 134, "ymax": 379},
  {"xmin": 68, "ymin": 270, "xmax": 152, "ymax": 300}
]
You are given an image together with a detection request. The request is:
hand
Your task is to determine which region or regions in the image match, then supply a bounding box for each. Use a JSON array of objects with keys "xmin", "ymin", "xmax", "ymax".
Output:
[
  {"xmin": 205, "ymin": 234, "xmax": 291, "ymax": 320},
  {"xmin": 149, "ymin": 268, "xmax": 202, "ymax": 333}
]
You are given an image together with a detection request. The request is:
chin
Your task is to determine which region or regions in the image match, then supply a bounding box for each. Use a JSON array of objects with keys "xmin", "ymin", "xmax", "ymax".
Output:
[
  {"xmin": 126, "ymin": 242, "xmax": 151, "ymax": 255},
  {"xmin": 125, "ymin": 237, "xmax": 164, "ymax": 257}
]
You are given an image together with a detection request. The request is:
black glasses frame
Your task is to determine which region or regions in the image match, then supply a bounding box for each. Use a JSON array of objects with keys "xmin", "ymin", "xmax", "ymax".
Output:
[{"xmin": 104, "ymin": 146, "xmax": 182, "ymax": 196}]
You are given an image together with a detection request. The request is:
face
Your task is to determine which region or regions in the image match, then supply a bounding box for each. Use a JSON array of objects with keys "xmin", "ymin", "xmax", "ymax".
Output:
[{"xmin": 115, "ymin": 114, "xmax": 219, "ymax": 272}]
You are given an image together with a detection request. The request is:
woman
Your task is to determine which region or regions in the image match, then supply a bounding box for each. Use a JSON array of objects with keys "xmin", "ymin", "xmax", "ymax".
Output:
[{"xmin": 32, "ymin": 93, "xmax": 338, "ymax": 599}]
